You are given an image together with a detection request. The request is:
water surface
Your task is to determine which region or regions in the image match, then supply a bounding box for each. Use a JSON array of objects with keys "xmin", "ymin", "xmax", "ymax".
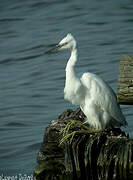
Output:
[{"xmin": 0, "ymin": 0, "xmax": 133, "ymax": 175}]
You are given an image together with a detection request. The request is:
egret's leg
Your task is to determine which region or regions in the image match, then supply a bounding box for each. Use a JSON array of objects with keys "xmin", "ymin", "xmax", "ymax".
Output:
[
  {"xmin": 84, "ymin": 102, "xmax": 102, "ymax": 130},
  {"xmin": 102, "ymin": 111, "xmax": 111, "ymax": 129}
]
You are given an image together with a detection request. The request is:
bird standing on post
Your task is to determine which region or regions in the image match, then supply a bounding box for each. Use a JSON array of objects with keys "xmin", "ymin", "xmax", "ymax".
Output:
[{"xmin": 46, "ymin": 33, "xmax": 127, "ymax": 130}]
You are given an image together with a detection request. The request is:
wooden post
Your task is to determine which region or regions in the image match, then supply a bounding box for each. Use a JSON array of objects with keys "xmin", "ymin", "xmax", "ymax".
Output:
[
  {"xmin": 33, "ymin": 109, "xmax": 133, "ymax": 180},
  {"xmin": 117, "ymin": 56, "xmax": 133, "ymax": 105}
]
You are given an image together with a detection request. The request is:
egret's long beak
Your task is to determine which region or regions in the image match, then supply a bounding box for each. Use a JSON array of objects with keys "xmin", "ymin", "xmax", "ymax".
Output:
[
  {"xmin": 45, "ymin": 44, "xmax": 60, "ymax": 54},
  {"xmin": 45, "ymin": 42, "xmax": 68, "ymax": 54}
]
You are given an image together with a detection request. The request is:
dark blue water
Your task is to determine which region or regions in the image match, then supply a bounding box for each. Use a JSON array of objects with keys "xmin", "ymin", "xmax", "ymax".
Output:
[{"xmin": 0, "ymin": 0, "xmax": 133, "ymax": 175}]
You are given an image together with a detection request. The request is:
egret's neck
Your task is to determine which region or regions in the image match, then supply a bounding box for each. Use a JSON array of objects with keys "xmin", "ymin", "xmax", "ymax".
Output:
[
  {"xmin": 64, "ymin": 45, "xmax": 81, "ymax": 105},
  {"xmin": 66, "ymin": 47, "xmax": 77, "ymax": 72},
  {"xmin": 65, "ymin": 46, "xmax": 78, "ymax": 88}
]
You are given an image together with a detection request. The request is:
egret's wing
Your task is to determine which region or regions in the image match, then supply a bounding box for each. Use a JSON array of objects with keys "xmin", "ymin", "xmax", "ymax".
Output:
[{"xmin": 81, "ymin": 72, "xmax": 126, "ymax": 125}]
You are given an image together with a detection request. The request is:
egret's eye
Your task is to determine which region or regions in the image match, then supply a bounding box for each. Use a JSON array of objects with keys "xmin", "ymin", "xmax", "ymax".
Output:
[
  {"xmin": 45, "ymin": 41, "xmax": 69, "ymax": 54},
  {"xmin": 59, "ymin": 42, "xmax": 68, "ymax": 47}
]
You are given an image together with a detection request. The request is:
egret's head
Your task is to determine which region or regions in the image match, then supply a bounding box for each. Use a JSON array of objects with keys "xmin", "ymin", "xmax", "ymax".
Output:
[
  {"xmin": 58, "ymin": 33, "xmax": 76, "ymax": 50},
  {"xmin": 46, "ymin": 33, "xmax": 76, "ymax": 53}
]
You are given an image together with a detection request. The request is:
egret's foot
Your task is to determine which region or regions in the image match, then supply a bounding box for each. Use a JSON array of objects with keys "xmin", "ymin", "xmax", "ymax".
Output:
[{"xmin": 60, "ymin": 120, "xmax": 100, "ymax": 145}]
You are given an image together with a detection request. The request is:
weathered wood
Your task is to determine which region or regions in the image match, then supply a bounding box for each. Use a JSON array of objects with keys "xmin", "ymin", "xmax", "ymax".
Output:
[
  {"xmin": 117, "ymin": 56, "xmax": 133, "ymax": 104},
  {"xmin": 33, "ymin": 108, "xmax": 133, "ymax": 180}
]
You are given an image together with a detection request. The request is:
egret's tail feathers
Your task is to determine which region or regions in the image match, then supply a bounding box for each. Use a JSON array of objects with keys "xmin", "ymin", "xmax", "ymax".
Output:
[{"xmin": 110, "ymin": 117, "xmax": 128, "ymax": 128}]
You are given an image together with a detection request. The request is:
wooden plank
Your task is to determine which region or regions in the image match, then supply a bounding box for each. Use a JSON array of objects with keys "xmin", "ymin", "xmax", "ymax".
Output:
[{"xmin": 117, "ymin": 56, "xmax": 133, "ymax": 104}]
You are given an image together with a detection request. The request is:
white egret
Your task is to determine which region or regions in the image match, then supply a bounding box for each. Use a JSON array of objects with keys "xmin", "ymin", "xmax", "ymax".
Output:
[{"xmin": 46, "ymin": 33, "xmax": 127, "ymax": 130}]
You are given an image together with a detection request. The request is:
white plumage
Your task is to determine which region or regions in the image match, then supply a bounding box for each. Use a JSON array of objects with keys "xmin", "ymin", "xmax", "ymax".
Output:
[{"xmin": 48, "ymin": 33, "xmax": 127, "ymax": 130}]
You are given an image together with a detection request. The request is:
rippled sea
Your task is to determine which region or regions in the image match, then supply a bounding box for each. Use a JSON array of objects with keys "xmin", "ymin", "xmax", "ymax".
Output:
[{"xmin": 0, "ymin": 0, "xmax": 133, "ymax": 175}]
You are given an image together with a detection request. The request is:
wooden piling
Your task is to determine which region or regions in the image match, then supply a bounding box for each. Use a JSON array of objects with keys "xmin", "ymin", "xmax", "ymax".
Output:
[
  {"xmin": 117, "ymin": 56, "xmax": 133, "ymax": 104},
  {"xmin": 33, "ymin": 109, "xmax": 133, "ymax": 180}
]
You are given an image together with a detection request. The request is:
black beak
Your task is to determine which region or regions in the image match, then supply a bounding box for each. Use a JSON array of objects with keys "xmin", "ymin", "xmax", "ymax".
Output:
[
  {"xmin": 45, "ymin": 42, "xmax": 68, "ymax": 54},
  {"xmin": 45, "ymin": 44, "xmax": 62, "ymax": 54}
]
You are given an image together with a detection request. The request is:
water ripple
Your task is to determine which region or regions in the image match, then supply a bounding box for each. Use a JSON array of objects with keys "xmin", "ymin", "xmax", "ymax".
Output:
[{"xmin": 0, "ymin": 18, "xmax": 25, "ymax": 22}]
